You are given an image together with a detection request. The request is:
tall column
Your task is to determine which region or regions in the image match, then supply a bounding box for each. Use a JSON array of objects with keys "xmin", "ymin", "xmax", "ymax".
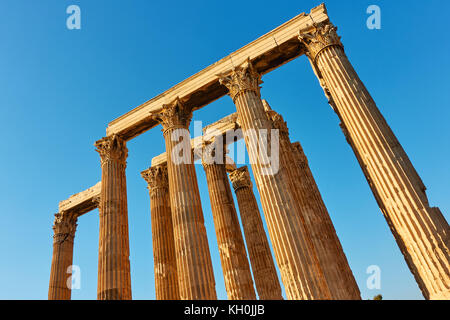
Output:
[
  {"xmin": 263, "ymin": 101, "xmax": 360, "ymax": 300},
  {"xmin": 229, "ymin": 166, "xmax": 283, "ymax": 300},
  {"xmin": 95, "ymin": 134, "xmax": 132, "ymax": 300},
  {"xmin": 299, "ymin": 21, "xmax": 450, "ymax": 299},
  {"xmin": 150, "ymin": 98, "xmax": 217, "ymax": 300},
  {"xmin": 48, "ymin": 212, "xmax": 77, "ymax": 300},
  {"xmin": 142, "ymin": 164, "xmax": 180, "ymax": 300},
  {"xmin": 202, "ymin": 143, "xmax": 256, "ymax": 300},
  {"xmin": 219, "ymin": 59, "xmax": 331, "ymax": 300}
]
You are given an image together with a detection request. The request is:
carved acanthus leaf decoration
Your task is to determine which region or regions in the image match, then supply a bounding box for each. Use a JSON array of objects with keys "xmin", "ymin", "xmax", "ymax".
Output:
[
  {"xmin": 52, "ymin": 212, "xmax": 77, "ymax": 243},
  {"xmin": 201, "ymin": 140, "xmax": 225, "ymax": 168},
  {"xmin": 95, "ymin": 134, "xmax": 128, "ymax": 167},
  {"xmin": 229, "ymin": 166, "xmax": 252, "ymax": 190},
  {"xmin": 150, "ymin": 97, "xmax": 193, "ymax": 134},
  {"xmin": 218, "ymin": 58, "xmax": 263, "ymax": 101},
  {"xmin": 298, "ymin": 22, "xmax": 342, "ymax": 62},
  {"xmin": 141, "ymin": 164, "xmax": 169, "ymax": 192}
]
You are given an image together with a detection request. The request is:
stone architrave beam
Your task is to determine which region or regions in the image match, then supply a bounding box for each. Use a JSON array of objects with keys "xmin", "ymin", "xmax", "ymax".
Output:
[
  {"xmin": 58, "ymin": 182, "xmax": 101, "ymax": 217},
  {"xmin": 151, "ymin": 113, "xmax": 241, "ymax": 167},
  {"xmin": 105, "ymin": 5, "xmax": 328, "ymax": 140}
]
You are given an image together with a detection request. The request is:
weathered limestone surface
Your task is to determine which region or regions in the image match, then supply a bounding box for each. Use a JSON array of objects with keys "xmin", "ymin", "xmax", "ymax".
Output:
[
  {"xmin": 293, "ymin": 141, "xmax": 361, "ymax": 299},
  {"xmin": 51, "ymin": 3, "xmax": 449, "ymax": 301},
  {"xmin": 219, "ymin": 59, "xmax": 330, "ymax": 300},
  {"xmin": 48, "ymin": 212, "xmax": 77, "ymax": 300},
  {"xmin": 151, "ymin": 99, "xmax": 217, "ymax": 300},
  {"xmin": 263, "ymin": 100, "xmax": 360, "ymax": 300},
  {"xmin": 299, "ymin": 21, "xmax": 450, "ymax": 300},
  {"xmin": 59, "ymin": 182, "xmax": 101, "ymax": 217},
  {"xmin": 142, "ymin": 165, "xmax": 180, "ymax": 300},
  {"xmin": 95, "ymin": 135, "xmax": 132, "ymax": 300},
  {"xmin": 202, "ymin": 144, "xmax": 256, "ymax": 300},
  {"xmin": 228, "ymin": 166, "xmax": 283, "ymax": 300}
]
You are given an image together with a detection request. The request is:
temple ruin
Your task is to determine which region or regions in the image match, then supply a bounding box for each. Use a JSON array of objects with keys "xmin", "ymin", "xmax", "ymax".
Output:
[{"xmin": 48, "ymin": 4, "xmax": 450, "ymax": 300}]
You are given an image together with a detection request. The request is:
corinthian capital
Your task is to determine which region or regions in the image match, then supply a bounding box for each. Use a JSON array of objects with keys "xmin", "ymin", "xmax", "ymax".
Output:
[
  {"xmin": 271, "ymin": 113, "xmax": 289, "ymax": 136},
  {"xmin": 52, "ymin": 212, "xmax": 77, "ymax": 243},
  {"xmin": 262, "ymin": 100, "xmax": 289, "ymax": 136},
  {"xmin": 291, "ymin": 142, "xmax": 308, "ymax": 168},
  {"xmin": 229, "ymin": 166, "xmax": 252, "ymax": 191},
  {"xmin": 201, "ymin": 140, "xmax": 225, "ymax": 169},
  {"xmin": 150, "ymin": 97, "xmax": 193, "ymax": 134},
  {"xmin": 141, "ymin": 164, "xmax": 169, "ymax": 193},
  {"xmin": 298, "ymin": 22, "xmax": 343, "ymax": 62},
  {"xmin": 95, "ymin": 134, "xmax": 128, "ymax": 167},
  {"xmin": 218, "ymin": 58, "xmax": 262, "ymax": 101}
]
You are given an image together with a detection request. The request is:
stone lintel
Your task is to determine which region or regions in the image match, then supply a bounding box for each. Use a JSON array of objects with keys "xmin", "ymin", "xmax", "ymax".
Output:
[
  {"xmin": 106, "ymin": 4, "xmax": 329, "ymax": 140},
  {"xmin": 58, "ymin": 182, "xmax": 101, "ymax": 217},
  {"xmin": 151, "ymin": 113, "xmax": 242, "ymax": 167}
]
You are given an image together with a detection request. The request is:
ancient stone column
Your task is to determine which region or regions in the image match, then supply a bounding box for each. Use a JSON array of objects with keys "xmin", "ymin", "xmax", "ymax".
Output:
[
  {"xmin": 202, "ymin": 143, "xmax": 256, "ymax": 300},
  {"xmin": 228, "ymin": 166, "xmax": 283, "ymax": 300},
  {"xmin": 48, "ymin": 212, "xmax": 77, "ymax": 300},
  {"xmin": 219, "ymin": 59, "xmax": 331, "ymax": 300},
  {"xmin": 95, "ymin": 134, "xmax": 132, "ymax": 300},
  {"xmin": 263, "ymin": 100, "xmax": 360, "ymax": 300},
  {"xmin": 150, "ymin": 98, "xmax": 217, "ymax": 300},
  {"xmin": 299, "ymin": 21, "xmax": 450, "ymax": 300},
  {"xmin": 142, "ymin": 164, "xmax": 180, "ymax": 300}
]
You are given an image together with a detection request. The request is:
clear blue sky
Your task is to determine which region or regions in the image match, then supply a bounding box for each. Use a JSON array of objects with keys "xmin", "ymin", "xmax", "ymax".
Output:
[{"xmin": 0, "ymin": 0, "xmax": 448, "ymax": 300}]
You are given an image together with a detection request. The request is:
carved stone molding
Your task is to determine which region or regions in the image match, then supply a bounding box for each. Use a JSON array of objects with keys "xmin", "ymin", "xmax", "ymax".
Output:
[
  {"xmin": 229, "ymin": 166, "xmax": 252, "ymax": 191},
  {"xmin": 291, "ymin": 142, "xmax": 308, "ymax": 168},
  {"xmin": 298, "ymin": 22, "xmax": 343, "ymax": 63},
  {"xmin": 270, "ymin": 113, "xmax": 289, "ymax": 136},
  {"xmin": 218, "ymin": 58, "xmax": 263, "ymax": 102},
  {"xmin": 262, "ymin": 100, "xmax": 289, "ymax": 136},
  {"xmin": 52, "ymin": 212, "xmax": 77, "ymax": 243},
  {"xmin": 150, "ymin": 97, "xmax": 193, "ymax": 134},
  {"xmin": 201, "ymin": 142, "xmax": 215, "ymax": 169},
  {"xmin": 95, "ymin": 134, "xmax": 128, "ymax": 167},
  {"xmin": 201, "ymin": 140, "xmax": 225, "ymax": 169},
  {"xmin": 141, "ymin": 164, "xmax": 169, "ymax": 193},
  {"xmin": 271, "ymin": 112, "xmax": 289, "ymax": 136}
]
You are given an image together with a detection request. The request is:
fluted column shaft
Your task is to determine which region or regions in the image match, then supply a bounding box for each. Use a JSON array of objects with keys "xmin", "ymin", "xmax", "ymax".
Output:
[
  {"xmin": 202, "ymin": 145, "xmax": 256, "ymax": 300},
  {"xmin": 95, "ymin": 135, "xmax": 132, "ymax": 300},
  {"xmin": 229, "ymin": 166, "xmax": 283, "ymax": 300},
  {"xmin": 48, "ymin": 212, "xmax": 77, "ymax": 300},
  {"xmin": 142, "ymin": 165, "xmax": 180, "ymax": 300},
  {"xmin": 219, "ymin": 60, "xmax": 330, "ymax": 300},
  {"xmin": 299, "ymin": 21, "xmax": 450, "ymax": 299},
  {"xmin": 151, "ymin": 98, "xmax": 216, "ymax": 300},
  {"xmin": 292, "ymin": 141, "xmax": 360, "ymax": 299},
  {"xmin": 264, "ymin": 101, "xmax": 360, "ymax": 300}
]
